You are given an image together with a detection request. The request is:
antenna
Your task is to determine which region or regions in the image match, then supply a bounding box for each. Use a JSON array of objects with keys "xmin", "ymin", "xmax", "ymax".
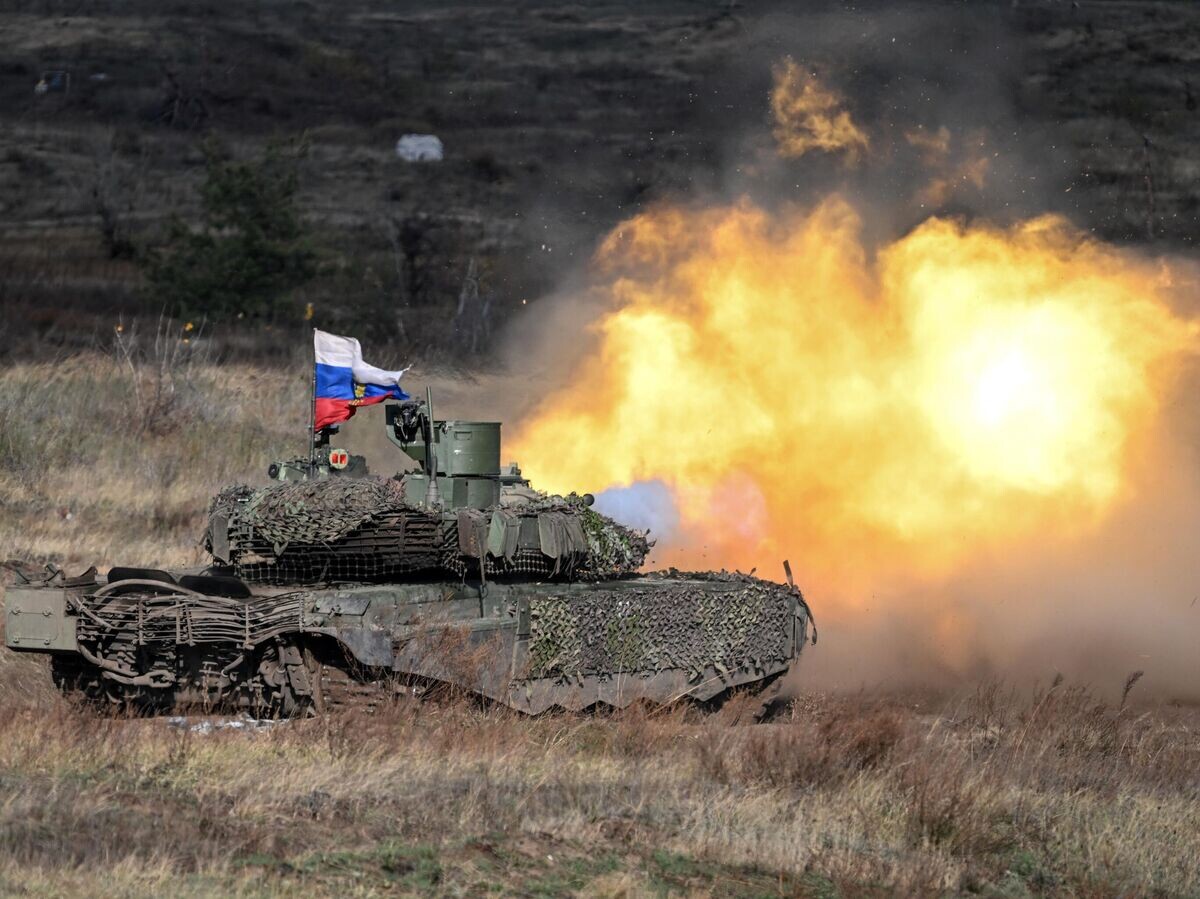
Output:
[{"xmin": 422, "ymin": 386, "xmax": 442, "ymax": 509}]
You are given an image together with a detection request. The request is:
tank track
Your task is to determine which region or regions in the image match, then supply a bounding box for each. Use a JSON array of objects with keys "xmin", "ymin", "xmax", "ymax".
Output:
[
  {"xmin": 51, "ymin": 639, "xmax": 784, "ymax": 719},
  {"xmin": 307, "ymin": 658, "xmax": 783, "ymax": 717}
]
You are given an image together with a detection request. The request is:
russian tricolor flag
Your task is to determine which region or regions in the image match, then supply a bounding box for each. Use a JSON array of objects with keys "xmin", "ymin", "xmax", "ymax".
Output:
[{"xmin": 314, "ymin": 329, "xmax": 410, "ymax": 431}]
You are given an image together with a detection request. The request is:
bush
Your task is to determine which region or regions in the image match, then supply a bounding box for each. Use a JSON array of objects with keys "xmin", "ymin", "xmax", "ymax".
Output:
[{"xmin": 143, "ymin": 139, "xmax": 317, "ymax": 320}]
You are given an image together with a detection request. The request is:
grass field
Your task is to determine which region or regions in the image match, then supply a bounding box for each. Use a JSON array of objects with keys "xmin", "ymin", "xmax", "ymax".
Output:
[
  {"xmin": 1, "ymin": 355, "xmax": 1199, "ymax": 897},
  {"xmin": 0, "ymin": 643, "xmax": 1196, "ymax": 897}
]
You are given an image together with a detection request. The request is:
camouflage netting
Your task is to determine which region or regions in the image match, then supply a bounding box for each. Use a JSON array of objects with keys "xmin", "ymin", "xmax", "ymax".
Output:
[
  {"xmin": 209, "ymin": 478, "xmax": 412, "ymax": 549},
  {"xmin": 579, "ymin": 507, "xmax": 652, "ymax": 579},
  {"xmin": 206, "ymin": 477, "xmax": 652, "ymax": 585},
  {"xmin": 445, "ymin": 494, "xmax": 652, "ymax": 581},
  {"xmin": 523, "ymin": 572, "xmax": 800, "ymax": 680}
]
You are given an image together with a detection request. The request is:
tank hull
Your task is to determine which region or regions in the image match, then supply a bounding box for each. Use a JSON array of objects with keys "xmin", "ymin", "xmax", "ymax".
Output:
[
  {"xmin": 5, "ymin": 571, "xmax": 811, "ymax": 715},
  {"xmin": 4, "ymin": 568, "xmax": 811, "ymax": 715}
]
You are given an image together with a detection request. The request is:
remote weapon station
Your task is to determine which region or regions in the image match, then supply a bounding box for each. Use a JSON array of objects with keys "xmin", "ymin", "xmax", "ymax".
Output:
[{"xmin": 5, "ymin": 389, "xmax": 814, "ymax": 715}]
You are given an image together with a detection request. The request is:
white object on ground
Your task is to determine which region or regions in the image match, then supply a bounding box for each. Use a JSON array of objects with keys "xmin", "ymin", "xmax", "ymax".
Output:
[
  {"xmin": 395, "ymin": 134, "xmax": 444, "ymax": 162},
  {"xmin": 165, "ymin": 716, "xmax": 280, "ymax": 734}
]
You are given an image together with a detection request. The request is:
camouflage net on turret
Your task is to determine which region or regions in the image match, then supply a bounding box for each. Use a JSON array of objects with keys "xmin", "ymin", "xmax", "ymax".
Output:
[
  {"xmin": 210, "ymin": 478, "xmax": 413, "ymax": 547},
  {"xmin": 206, "ymin": 478, "xmax": 651, "ymax": 585},
  {"xmin": 579, "ymin": 507, "xmax": 652, "ymax": 580},
  {"xmin": 522, "ymin": 572, "xmax": 801, "ymax": 680},
  {"xmin": 206, "ymin": 478, "xmax": 435, "ymax": 584},
  {"xmin": 443, "ymin": 494, "xmax": 651, "ymax": 581}
]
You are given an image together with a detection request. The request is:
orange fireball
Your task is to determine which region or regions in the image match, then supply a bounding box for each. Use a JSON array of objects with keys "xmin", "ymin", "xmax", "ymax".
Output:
[{"xmin": 511, "ymin": 197, "xmax": 1195, "ymax": 595}]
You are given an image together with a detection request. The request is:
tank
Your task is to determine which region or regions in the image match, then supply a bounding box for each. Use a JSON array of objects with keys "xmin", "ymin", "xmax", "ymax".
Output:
[{"xmin": 4, "ymin": 392, "xmax": 815, "ymax": 716}]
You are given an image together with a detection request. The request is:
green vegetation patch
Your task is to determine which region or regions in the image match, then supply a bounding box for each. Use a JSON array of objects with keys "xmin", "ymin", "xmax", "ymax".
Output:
[
  {"xmin": 647, "ymin": 849, "xmax": 810, "ymax": 898},
  {"xmin": 240, "ymin": 841, "xmax": 443, "ymax": 892}
]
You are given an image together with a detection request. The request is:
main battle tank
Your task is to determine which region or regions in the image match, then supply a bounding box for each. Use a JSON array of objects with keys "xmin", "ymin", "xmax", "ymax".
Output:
[{"xmin": 5, "ymin": 391, "xmax": 814, "ymax": 715}]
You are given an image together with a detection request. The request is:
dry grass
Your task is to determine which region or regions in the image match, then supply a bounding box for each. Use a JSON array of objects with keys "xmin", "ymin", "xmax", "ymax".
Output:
[
  {"xmin": 0, "ymin": 351, "xmax": 304, "ymax": 570},
  {"xmin": 1, "ymin": 359, "xmax": 1199, "ymax": 896},
  {"xmin": 0, "ymin": 640, "xmax": 1196, "ymax": 897}
]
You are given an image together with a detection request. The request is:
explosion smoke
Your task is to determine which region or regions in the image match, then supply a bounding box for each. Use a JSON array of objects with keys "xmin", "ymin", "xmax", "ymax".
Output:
[
  {"xmin": 503, "ymin": 25, "xmax": 1200, "ymax": 695},
  {"xmin": 770, "ymin": 59, "xmax": 869, "ymax": 164},
  {"xmin": 905, "ymin": 126, "xmax": 991, "ymax": 208}
]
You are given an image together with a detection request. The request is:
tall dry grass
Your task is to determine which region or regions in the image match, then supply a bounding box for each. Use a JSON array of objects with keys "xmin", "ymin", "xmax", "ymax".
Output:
[
  {"xmin": 1, "ymin": 353, "xmax": 1198, "ymax": 896},
  {"xmin": 0, "ymin": 345, "xmax": 306, "ymax": 570},
  {"xmin": 0, "ymin": 667, "xmax": 1195, "ymax": 897}
]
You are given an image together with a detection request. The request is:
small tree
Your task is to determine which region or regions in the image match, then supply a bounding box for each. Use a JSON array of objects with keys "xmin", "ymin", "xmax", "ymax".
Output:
[{"xmin": 145, "ymin": 139, "xmax": 317, "ymax": 319}]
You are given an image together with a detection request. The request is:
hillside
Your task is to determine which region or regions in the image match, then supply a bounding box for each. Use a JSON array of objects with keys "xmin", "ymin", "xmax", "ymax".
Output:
[{"xmin": 1, "ymin": 0, "xmax": 1198, "ymax": 363}]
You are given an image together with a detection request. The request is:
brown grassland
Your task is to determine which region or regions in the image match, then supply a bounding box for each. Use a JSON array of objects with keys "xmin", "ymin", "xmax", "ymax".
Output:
[{"xmin": 1, "ymin": 354, "xmax": 1199, "ymax": 897}]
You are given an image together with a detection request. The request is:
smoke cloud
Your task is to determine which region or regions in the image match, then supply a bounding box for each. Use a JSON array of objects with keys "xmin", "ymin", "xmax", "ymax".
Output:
[
  {"xmin": 770, "ymin": 58, "xmax": 870, "ymax": 165},
  {"xmin": 592, "ymin": 480, "xmax": 680, "ymax": 546}
]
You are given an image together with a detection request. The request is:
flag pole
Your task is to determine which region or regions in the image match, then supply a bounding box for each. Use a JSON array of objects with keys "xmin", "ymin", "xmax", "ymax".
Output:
[{"xmin": 308, "ymin": 328, "xmax": 317, "ymax": 476}]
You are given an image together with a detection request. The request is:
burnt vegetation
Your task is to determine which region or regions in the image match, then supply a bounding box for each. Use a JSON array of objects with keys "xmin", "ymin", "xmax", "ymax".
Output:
[{"xmin": 0, "ymin": 0, "xmax": 739, "ymax": 361}]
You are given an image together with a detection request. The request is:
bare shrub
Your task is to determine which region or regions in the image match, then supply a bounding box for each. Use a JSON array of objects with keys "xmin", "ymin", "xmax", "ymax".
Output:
[
  {"xmin": 111, "ymin": 315, "xmax": 215, "ymax": 436},
  {"xmin": 699, "ymin": 698, "xmax": 906, "ymax": 789},
  {"xmin": 999, "ymin": 679, "xmax": 1197, "ymax": 795},
  {"xmin": 898, "ymin": 752, "xmax": 1008, "ymax": 856},
  {"xmin": 607, "ymin": 701, "xmax": 693, "ymax": 759}
]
